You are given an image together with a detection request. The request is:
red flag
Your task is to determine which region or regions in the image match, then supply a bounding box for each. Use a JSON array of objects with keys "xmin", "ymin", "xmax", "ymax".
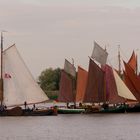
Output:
[{"xmin": 4, "ymin": 73, "xmax": 11, "ymax": 78}]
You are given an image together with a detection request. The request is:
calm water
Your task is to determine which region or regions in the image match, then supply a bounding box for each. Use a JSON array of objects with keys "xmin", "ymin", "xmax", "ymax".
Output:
[{"xmin": 0, "ymin": 114, "xmax": 140, "ymax": 140}]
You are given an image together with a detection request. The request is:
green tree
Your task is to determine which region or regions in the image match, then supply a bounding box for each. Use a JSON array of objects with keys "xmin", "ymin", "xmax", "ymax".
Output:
[{"xmin": 38, "ymin": 68, "xmax": 61, "ymax": 94}]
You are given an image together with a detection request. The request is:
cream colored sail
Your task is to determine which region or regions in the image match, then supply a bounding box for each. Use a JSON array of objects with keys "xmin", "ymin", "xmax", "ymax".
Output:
[
  {"xmin": 91, "ymin": 41, "xmax": 108, "ymax": 65},
  {"xmin": 64, "ymin": 59, "xmax": 76, "ymax": 77},
  {"xmin": 3, "ymin": 44, "xmax": 48, "ymax": 107},
  {"xmin": 113, "ymin": 69, "xmax": 136, "ymax": 100}
]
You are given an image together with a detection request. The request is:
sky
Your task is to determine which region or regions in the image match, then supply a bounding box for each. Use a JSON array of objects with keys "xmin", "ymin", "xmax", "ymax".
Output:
[{"xmin": 1, "ymin": 0, "xmax": 140, "ymax": 78}]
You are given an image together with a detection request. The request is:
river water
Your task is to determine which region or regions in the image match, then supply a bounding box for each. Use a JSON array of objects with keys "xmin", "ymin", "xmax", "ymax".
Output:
[{"xmin": 0, "ymin": 113, "xmax": 140, "ymax": 140}]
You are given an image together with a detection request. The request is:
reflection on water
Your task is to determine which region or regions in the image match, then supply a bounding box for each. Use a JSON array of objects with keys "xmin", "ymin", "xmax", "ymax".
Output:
[{"xmin": 0, "ymin": 114, "xmax": 140, "ymax": 140}]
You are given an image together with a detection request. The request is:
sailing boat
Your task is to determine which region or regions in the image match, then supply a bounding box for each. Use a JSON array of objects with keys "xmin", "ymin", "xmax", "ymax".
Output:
[
  {"xmin": 123, "ymin": 60, "xmax": 140, "ymax": 112},
  {"xmin": 84, "ymin": 58, "xmax": 106, "ymax": 103},
  {"xmin": 100, "ymin": 49, "xmax": 137, "ymax": 113},
  {"xmin": 102, "ymin": 65, "xmax": 125, "ymax": 104},
  {"xmin": 123, "ymin": 54, "xmax": 140, "ymax": 101},
  {"xmin": 83, "ymin": 41, "xmax": 108, "ymax": 104},
  {"xmin": 83, "ymin": 42, "xmax": 136, "ymax": 113},
  {"xmin": 58, "ymin": 59, "xmax": 85, "ymax": 114},
  {"xmin": 0, "ymin": 34, "xmax": 57, "ymax": 116}
]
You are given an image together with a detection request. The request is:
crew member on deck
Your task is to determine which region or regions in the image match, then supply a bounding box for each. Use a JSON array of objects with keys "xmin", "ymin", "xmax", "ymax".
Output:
[
  {"xmin": 24, "ymin": 101, "xmax": 27, "ymax": 110},
  {"xmin": 33, "ymin": 104, "xmax": 36, "ymax": 110}
]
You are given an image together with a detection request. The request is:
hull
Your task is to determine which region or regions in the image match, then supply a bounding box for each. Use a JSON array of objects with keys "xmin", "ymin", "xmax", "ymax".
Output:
[
  {"xmin": 126, "ymin": 104, "xmax": 140, "ymax": 113},
  {"xmin": 84, "ymin": 106, "xmax": 100, "ymax": 113},
  {"xmin": 84, "ymin": 106, "xmax": 126, "ymax": 114},
  {"xmin": 100, "ymin": 106, "xmax": 126, "ymax": 113},
  {"xmin": 0, "ymin": 107, "xmax": 57, "ymax": 116},
  {"xmin": 23, "ymin": 108, "xmax": 57, "ymax": 116},
  {"xmin": 58, "ymin": 108, "xmax": 85, "ymax": 114}
]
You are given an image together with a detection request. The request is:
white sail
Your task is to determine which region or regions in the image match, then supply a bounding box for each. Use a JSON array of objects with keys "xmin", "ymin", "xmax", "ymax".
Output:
[
  {"xmin": 64, "ymin": 59, "xmax": 76, "ymax": 77},
  {"xmin": 91, "ymin": 41, "xmax": 108, "ymax": 65},
  {"xmin": 113, "ymin": 69, "xmax": 136, "ymax": 100},
  {"xmin": 3, "ymin": 44, "xmax": 48, "ymax": 107}
]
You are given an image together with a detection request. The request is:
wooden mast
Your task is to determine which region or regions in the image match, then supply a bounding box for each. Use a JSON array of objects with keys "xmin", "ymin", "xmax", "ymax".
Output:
[
  {"xmin": 136, "ymin": 49, "xmax": 138, "ymax": 75},
  {"xmin": 72, "ymin": 58, "xmax": 76, "ymax": 108},
  {"xmin": 118, "ymin": 45, "xmax": 121, "ymax": 77},
  {"xmin": 1, "ymin": 32, "xmax": 3, "ymax": 79},
  {"xmin": 0, "ymin": 32, "xmax": 4, "ymax": 104}
]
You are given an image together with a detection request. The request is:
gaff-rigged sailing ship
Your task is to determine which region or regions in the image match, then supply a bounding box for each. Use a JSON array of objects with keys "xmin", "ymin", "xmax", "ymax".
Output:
[
  {"xmin": 83, "ymin": 41, "xmax": 136, "ymax": 113},
  {"xmin": 58, "ymin": 59, "xmax": 85, "ymax": 114},
  {"xmin": 123, "ymin": 51, "xmax": 140, "ymax": 112},
  {"xmin": 0, "ymin": 33, "xmax": 57, "ymax": 116}
]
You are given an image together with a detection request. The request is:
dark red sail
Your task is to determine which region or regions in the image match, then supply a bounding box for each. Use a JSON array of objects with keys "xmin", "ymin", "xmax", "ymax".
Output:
[
  {"xmin": 123, "ymin": 70, "xmax": 140, "ymax": 101},
  {"xmin": 124, "ymin": 62, "xmax": 140, "ymax": 101},
  {"xmin": 58, "ymin": 70, "xmax": 75, "ymax": 102},
  {"xmin": 127, "ymin": 51, "xmax": 137, "ymax": 72},
  {"xmin": 84, "ymin": 59, "xmax": 105, "ymax": 103},
  {"xmin": 102, "ymin": 65, "xmax": 125, "ymax": 103}
]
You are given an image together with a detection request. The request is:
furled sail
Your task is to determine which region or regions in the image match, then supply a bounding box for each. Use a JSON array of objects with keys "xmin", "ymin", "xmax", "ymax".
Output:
[
  {"xmin": 76, "ymin": 66, "xmax": 88, "ymax": 102},
  {"xmin": 64, "ymin": 59, "xmax": 76, "ymax": 77},
  {"xmin": 113, "ymin": 69, "xmax": 136, "ymax": 100},
  {"xmin": 91, "ymin": 41, "xmax": 108, "ymax": 65},
  {"xmin": 3, "ymin": 44, "xmax": 48, "ymax": 107},
  {"xmin": 84, "ymin": 59, "xmax": 105, "ymax": 103},
  {"xmin": 127, "ymin": 51, "xmax": 137, "ymax": 72},
  {"xmin": 102, "ymin": 65, "xmax": 125, "ymax": 103},
  {"xmin": 58, "ymin": 70, "xmax": 74, "ymax": 102}
]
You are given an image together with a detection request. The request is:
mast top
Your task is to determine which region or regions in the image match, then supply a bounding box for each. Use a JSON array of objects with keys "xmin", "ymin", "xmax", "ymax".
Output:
[
  {"xmin": 72, "ymin": 58, "xmax": 74, "ymax": 66},
  {"xmin": 0, "ymin": 31, "xmax": 7, "ymax": 79},
  {"xmin": 118, "ymin": 45, "xmax": 121, "ymax": 76}
]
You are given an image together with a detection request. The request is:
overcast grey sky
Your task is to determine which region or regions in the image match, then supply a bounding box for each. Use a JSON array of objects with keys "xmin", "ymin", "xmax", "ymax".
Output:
[{"xmin": 1, "ymin": 0, "xmax": 140, "ymax": 77}]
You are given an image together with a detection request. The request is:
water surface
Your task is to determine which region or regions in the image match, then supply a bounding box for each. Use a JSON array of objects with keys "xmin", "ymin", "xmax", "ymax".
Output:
[{"xmin": 0, "ymin": 113, "xmax": 140, "ymax": 140}]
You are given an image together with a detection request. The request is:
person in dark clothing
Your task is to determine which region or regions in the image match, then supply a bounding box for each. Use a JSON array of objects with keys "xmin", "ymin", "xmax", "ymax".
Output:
[
  {"xmin": 33, "ymin": 104, "xmax": 36, "ymax": 110},
  {"xmin": 24, "ymin": 101, "xmax": 27, "ymax": 110}
]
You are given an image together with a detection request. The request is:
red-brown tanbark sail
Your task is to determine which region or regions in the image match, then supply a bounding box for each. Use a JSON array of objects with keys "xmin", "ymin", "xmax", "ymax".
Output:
[
  {"xmin": 127, "ymin": 51, "xmax": 137, "ymax": 72},
  {"xmin": 124, "ymin": 62, "xmax": 140, "ymax": 102},
  {"xmin": 76, "ymin": 66, "xmax": 88, "ymax": 102},
  {"xmin": 102, "ymin": 65, "xmax": 125, "ymax": 103},
  {"xmin": 123, "ymin": 70, "xmax": 140, "ymax": 101},
  {"xmin": 83, "ymin": 59, "xmax": 105, "ymax": 103},
  {"xmin": 58, "ymin": 70, "xmax": 75, "ymax": 102}
]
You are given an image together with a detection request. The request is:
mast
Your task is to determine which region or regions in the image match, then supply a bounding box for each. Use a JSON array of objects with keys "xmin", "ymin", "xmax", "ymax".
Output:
[
  {"xmin": 136, "ymin": 49, "xmax": 138, "ymax": 75},
  {"xmin": 1, "ymin": 32, "xmax": 3, "ymax": 79},
  {"xmin": 136, "ymin": 55, "xmax": 138, "ymax": 75},
  {"xmin": 72, "ymin": 58, "xmax": 76, "ymax": 108},
  {"xmin": 118, "ymin": 45, "xmax": 121, "ymax": 76},
  {"xmin": 0, "ymin": 32, "xmax": 4, "ymax": 104}
]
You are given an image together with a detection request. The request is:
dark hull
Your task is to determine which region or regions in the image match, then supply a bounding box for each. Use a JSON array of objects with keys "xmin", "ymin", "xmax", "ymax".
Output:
[
  {"xmin": 0, "ymin": 107, "xmax": 57, "ymax": 116},
  {"xmin": 100, "ymin": 106, "xmax": 126, "ymax": 113},
  {"xmin": 58, "ymin": 108, "xmax": 85, "ymax": 114},
  {"xmin": 84, "ymin": 106, "xmax": 126, "ymax": 114},
  {"xmin": 23, "ymin": 109, "xmax": 57, "ymax": 116},
  {"xmin": 84, "ymin": 107, "xmax": 100, "ymax": 114},
  {"xmin": 126, "ymin": 105, "xmax": 140, "ymax": 113}
]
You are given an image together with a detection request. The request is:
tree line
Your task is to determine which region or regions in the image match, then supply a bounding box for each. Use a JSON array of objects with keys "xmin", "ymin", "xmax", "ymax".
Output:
[{"xmin": 38, "ymin": 68, "xmax": 61, "ymax": 99}]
